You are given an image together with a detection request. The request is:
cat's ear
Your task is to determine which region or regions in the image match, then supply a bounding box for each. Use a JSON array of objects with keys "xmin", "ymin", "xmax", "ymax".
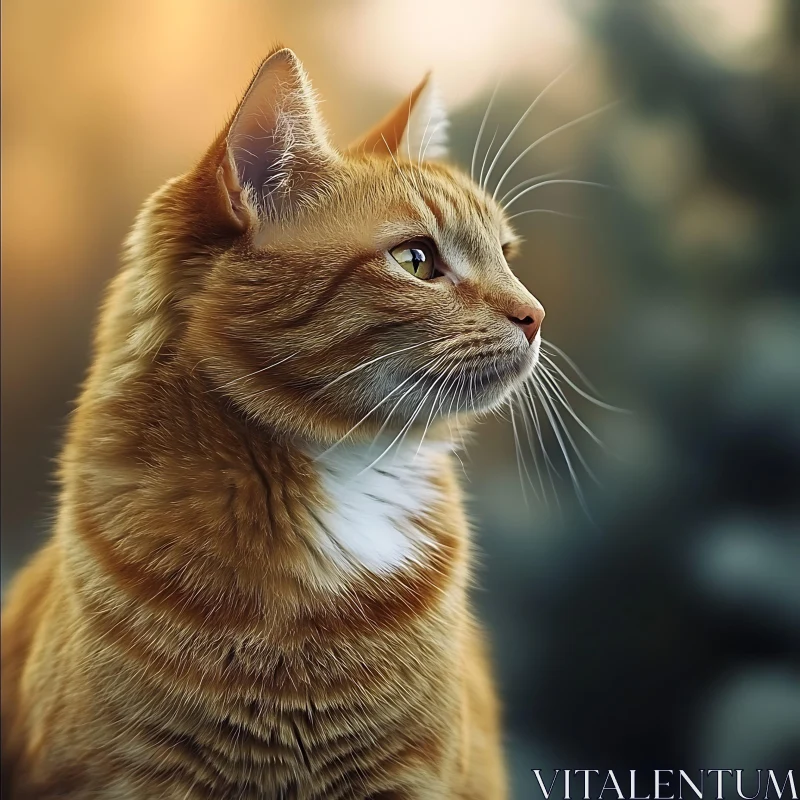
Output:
[
  {"xmin": 221, "ymin": 48, "xmax": 335, "ymax": 226},
  {"xmin": 348, "ymin": 74, "xmax": 449, "ymax": 162}
]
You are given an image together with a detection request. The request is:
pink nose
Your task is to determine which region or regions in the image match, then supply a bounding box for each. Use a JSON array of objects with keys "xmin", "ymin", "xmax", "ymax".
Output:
[{"xmin": 508, "ymin": 301, "xmax": 545, "ymax": 343}]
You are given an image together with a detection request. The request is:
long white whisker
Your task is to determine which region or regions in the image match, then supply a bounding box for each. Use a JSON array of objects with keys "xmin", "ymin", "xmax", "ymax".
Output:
[
  {"xmin": 515, "ymin": 390, "xmax": 548, "ymax": 505},
  {"xmin": 382, "ymin": 133, "xmax": 418, "ymax": 196},
  {"xmin": 538, "ymin": 374, "xmax": 601, "ymax": 485},
  {"xmin": 509, "ymin": 401, "xmax": 528, "ymax": 506},
  {"xmin": 538, "ymin": 365, "xmax": 608, "ymax": 451},
  {"xmin": 522, "ymin": 385, "xmax": 563, "ymax": 477},
  {"xmin": 508, "ymin": 208, "xmax": 583, "ymax": 222},
  {"xmin": 498, "ymin": 167, "xmax": 575, "ymax": 206},
  {"xmin": 415, "ymin": 359, "xmax": 461, "ymax": 458},
  {"xmin": 493, "ymin": 100, "xmax": 621, "ymax": 201},
  {"xmin": 312, "ymin": 339, "xmax": 433, "ymax": 398},
  {"xmin": 392, "ymin": 363, "xmax": 455, "ymax": 465},
  {"xmin": 504, "ymin": 179, "xmax": 611, "ymax": 212},
  {"xmin": 365, "ymin": 353, "xmax": 450, "ymax": 450},
  {"xmin": 420, "ymin": 120, "xmax": 445, "ymax": 164},
  {"xmin": 479, "ymin": 128, "xmax": 499, "ymax": 190},
  {"xmin": 510, "ymin": 400, "xmax": 540, "ymax": 506},
  {"xmin": 416, "ymin": 101, "xmax": 434, "ymax": 164},
  {"xmin": 539, "ymin": 353, "xmax": 629, "ymax": 413},
  {"xmin": 448, "ymin": 371, "xmax": 465, "ymax": 418},
  {"xmin": 446, "ymin": 372, "xmax": 469, "ymax": 475},
  {"xmin": 213, "ymin": 351, "xmax": 300, "ymax": 392},
  {"xmin": 485, "ymin": 62, "xmax": 574, "ymax": 197},
  {"xmin": 315, "ymin": 353, "xmax": 448, "ymax": 459},
  {"xmin": 523, "ymin": 385, "xmax": 562, "ymax": 514},
  {"xmin": 533, "ymin": 378, "xmax": 591, "ymax": 517},
  {"xmin": 541, "ymin": 339, "xmax": 603, "ymax": 396},
  {"xmin": 359, "ymin": 357, "xmax": 453, "ymax": 475},
  {"xmin": 471, "ymin": 80, "xmax": 500, "ymax": 182}
]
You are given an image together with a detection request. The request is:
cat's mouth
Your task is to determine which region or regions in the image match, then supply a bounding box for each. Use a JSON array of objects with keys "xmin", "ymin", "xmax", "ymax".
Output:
[
  {"xmin": 464, "ymin": 343, "xmax": 539, "ymax": 411},
  {"xmin": 409, "ymin": 339, "xmax": 539, "ymax": 417}
]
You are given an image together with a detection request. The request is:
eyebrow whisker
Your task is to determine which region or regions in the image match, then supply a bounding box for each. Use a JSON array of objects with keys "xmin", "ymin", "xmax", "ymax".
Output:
[
  {"xmin": 492, "ymin": 99, "xmax": 621, "ymax": 201},
  {"xmin": 503, "ymin": 179, "xmax": 611, "ymax": 211},
  {"xmin": 471, "ymin": 79, "xmax": 501, "ymax": 182},
  {"xmin": 482, "ymin": 62, "xmax": 575, "ymax": 194}
]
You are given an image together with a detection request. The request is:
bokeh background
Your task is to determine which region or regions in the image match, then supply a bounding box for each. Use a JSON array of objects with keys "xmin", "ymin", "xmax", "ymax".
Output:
[{"xmin": 2, "ymin": 0, "xmax": 799, "ymax": 795}]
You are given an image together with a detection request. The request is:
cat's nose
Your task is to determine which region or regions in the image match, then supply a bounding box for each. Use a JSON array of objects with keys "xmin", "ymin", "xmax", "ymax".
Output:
[{"xmin": 507, "ymin": 300, "xmax": 545, "ymax": 343}]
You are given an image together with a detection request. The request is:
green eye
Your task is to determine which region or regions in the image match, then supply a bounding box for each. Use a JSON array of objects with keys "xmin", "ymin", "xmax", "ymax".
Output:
[{"xmin": 390, "ymin": 241, "xmax": 439, "ymax": 280}]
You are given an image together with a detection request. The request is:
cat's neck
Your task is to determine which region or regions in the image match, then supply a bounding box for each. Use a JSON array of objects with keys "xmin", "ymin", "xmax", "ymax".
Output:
[
  {"xmin": 310, "ymin": 436, "xmax": 456, "ymax": 575},
  {"xmin": 63, "ymin": 357, "xmax": 465, "ymax": 621}
]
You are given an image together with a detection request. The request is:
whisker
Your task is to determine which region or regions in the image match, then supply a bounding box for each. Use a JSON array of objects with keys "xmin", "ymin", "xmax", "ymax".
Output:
[
  {"xmin": 382, "ymin": 133, "xmax": 418, "ymax": 196},
  {"xmin": 420, "ymin": 120, "xmax": 445, "ymax": 164},
  {"xmin": 538, "ymin": 365, "xmax": 608, "ymax": 454},
  {"xmin": 415, "ymin": 359, "xmax": 461, "ymax": 458},
  {"xmin": 391, "ymin": 362, "xmax": 456, "ymax": 466},
  {"xmin": 484, "ymin": 62, "xmax": 575, "ymax": 197},
  {"xmin": 212, "ymin": 351, "xmax": 300, "ymax": 392},
  {"xmin": 522, "ymin": 385, "xmax": 562, "ymax": 514},
  {"xmin": 503, "ymin": 179, "xmax": 611, "ymax": 212},
  {"xmin": 538, "ymin": 373, "xmax": 599, "ymax": 479},
  {"xmin": 532, "ymin": 378, "xmax": 592, "ymax": 517},
  {"xmin": 541, "ymin": 339, "xmax": 603, "ymax": 396},
  {"xmin": 509, "ymin": 401, "xmax": 527, "ymax": 506},
  {"xmin": 521, "ymin": 383, "xmax": 563, "ymax": 478},
  {"xmin": 417, "ymin": 103, "xmax": 435, "ymax": 163},
  {"xmin": 514, "ymin": 390, "xmax": 548, "ymax": 506},
  {"xmin": 539, "ymin": 353, "xmax": 629, "ymax": 413},
  {"xmin": 315, "ymin": 353, "xmax": 448, "ymax": 460},
  {"xmin": 369, "ymin": 353, "xmax": 450, "ymax": 447},
  {"xmin": 362, "ymin": 376, "xmax": 444, "ymax": 476},
  {"xmin": 479, "ymin": 128, "xmax": 499, "ymax": 190},
  {"xmin": 493, "ymin": 99, "xmax": 621, "ymax": 201},
  {"xmin": 508, "ymin": 208, "xmax": 583, "ymax": 222},
  {"xmin": 471, "ymin": 80, "xmax": 501, "ymax": 182},
  {"xmin": 510, "ymin": 400, "xmax": 540, "ymax": 506},
  {"xmin": 447, "ymin": 372, "xmax": 469, "ymax": 475},
  {"xmin": 311, "ymin": 339, "xmax": 434, "ymax": 398},
  {"xmin": 498, "ymin": 166, "xmax": 575, "ymax": 207},
  {"xmin": 356, "ymin": 354, "xmax": 455, "ymax": 475},
  {"xmin": 538, "ymin": 374, "xmax": 601, "ymax": 486},
  {"xmin": 448, "ymin": 371, "xmax": 465, "ymax": 417}
]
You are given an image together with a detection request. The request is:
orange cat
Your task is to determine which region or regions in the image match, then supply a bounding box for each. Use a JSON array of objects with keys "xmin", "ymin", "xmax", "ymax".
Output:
[{"xmin": 1, "ymin": 48, "xmax": 545, "ymax": 799}]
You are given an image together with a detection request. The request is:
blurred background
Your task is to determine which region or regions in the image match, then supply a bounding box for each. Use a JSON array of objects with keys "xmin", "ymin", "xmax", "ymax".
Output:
[{"xmin": 2, "ymin": 0, "xmax": 799, "ymax": 795}]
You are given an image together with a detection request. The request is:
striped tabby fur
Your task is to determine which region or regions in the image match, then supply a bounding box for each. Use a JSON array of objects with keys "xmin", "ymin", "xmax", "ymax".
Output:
[{"xmin": 2, "ymin": 47, "xmax": 546, "ymax": 798}]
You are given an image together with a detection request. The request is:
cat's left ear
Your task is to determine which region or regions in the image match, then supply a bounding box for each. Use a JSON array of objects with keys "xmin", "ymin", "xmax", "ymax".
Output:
[
  {"xmin": 348, "ymin": 74, "xmax": 449, "ymax": 162},
  {"xmin": 217, "ymin": 48, "xmax": 336, "ymax": 228}
]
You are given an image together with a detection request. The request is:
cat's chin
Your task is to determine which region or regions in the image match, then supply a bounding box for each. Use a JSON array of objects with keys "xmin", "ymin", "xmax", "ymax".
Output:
[{"xmin": 462, "ymin": 339, "xmax": 541, "ymax": 415}]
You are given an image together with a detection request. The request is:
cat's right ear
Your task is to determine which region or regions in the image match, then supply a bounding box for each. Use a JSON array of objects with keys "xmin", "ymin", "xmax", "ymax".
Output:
[
  {"xmin": 218, "ymin": 48, "xmax": 336, "ymax": 229},
  {"xmin": 347, "ymin": 74, "xmax": 449, "ymax": 162}
]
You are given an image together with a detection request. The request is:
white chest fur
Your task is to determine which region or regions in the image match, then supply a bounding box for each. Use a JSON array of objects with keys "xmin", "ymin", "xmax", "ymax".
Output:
[{"xmin": 312, "ymin": 439, "xmax": 452, "ymax": 575}]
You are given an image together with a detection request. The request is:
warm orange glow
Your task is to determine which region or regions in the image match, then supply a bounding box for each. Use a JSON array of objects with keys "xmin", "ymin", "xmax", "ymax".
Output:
[{"xmin": 339, "ymin": 0, "xmax": 582, "ymax": 106}]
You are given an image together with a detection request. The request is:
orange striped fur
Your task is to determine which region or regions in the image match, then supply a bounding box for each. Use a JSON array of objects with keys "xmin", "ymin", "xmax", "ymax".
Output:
[{"xmin": 2, "ymin": 48, "xmax": 546, "ymax": 798}]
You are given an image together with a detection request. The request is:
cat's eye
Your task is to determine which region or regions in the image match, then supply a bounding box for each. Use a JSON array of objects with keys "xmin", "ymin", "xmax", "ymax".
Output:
[{"xmin": 390, "ymin": 241, "xmax": 440, "ymax": 280}]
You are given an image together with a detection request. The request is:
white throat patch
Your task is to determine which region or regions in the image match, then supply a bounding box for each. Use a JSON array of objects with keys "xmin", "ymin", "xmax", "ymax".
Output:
[{"xmin": 313, "ymin": 438, "xmax": 451, "ymax": 575}]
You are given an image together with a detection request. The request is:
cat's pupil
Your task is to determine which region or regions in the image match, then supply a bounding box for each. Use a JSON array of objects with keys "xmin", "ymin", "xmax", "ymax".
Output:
[{"xmin": 411, "ymin": 249, "xmax": 424, "ymax": 272}]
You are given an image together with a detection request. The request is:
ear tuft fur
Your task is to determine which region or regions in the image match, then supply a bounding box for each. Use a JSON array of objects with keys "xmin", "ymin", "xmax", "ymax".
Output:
[
  {"xmin": 398, "ymin": 75, "xmax": 449, "ymax": 162},
  {"xmin": 225, "ymin": 48, "xmax": 333, "ymax": 221},
  {"xmin": 348, "ymin": 73, "xmax": 449, "ymax": 162}
]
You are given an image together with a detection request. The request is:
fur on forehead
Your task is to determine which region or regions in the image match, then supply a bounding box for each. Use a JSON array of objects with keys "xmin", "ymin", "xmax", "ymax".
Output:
[{"xmin": 251, "ymin": 156, "xmax": 511, "ymax": 257}]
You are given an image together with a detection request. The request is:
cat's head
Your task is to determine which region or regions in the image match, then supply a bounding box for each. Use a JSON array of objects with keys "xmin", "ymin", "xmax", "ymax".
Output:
[{"xmin": 152, "ymin": 48, "xmax": 545, "ymax": 443}]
